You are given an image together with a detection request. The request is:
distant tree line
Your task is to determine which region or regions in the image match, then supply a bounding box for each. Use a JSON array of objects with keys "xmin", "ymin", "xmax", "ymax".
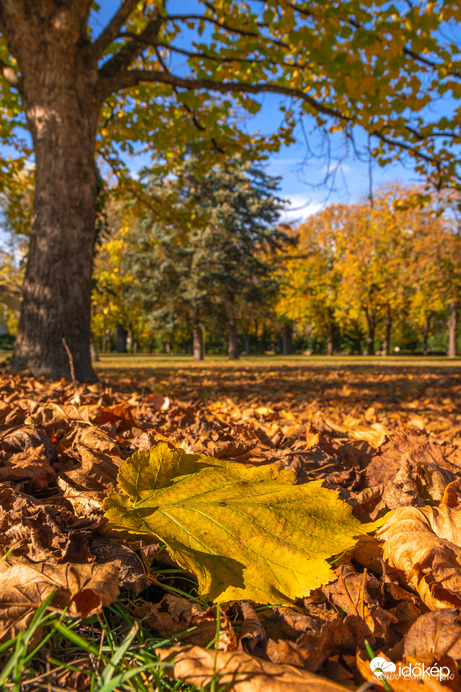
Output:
[
  {"xmin": 88, "ymin": 169, "xmax": 461, "ymax": 358},
  {"xmin": 1, "ymin": 161, "xmax": 460, "ymax": 359}
]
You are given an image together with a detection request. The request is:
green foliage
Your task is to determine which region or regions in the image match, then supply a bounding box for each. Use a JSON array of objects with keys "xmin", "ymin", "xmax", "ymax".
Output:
[
  {"xmin": 104, "ymin": 443, "xmax": 382, "ymax": 604},
  {"xmin": 121, "ymin": 159, "xmax": 289, "ymax": 341}
]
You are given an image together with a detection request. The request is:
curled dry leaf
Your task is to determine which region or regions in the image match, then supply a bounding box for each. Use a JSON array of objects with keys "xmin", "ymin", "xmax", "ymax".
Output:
[
  {"xmin": 0, "ymin": 558, "xmax": 119, "ymax": 640},
  {"xmin": 239, "ymin": 602, "xmax": 267, "ymax": 655},
  {"xmin": 377, "ymin": 494, "xmax": 461, "ymax": 610},
  {"xmin": 156, "ymin": 643, "xmax": 351, "ymax": 691},
  {"xmin": 322, "ymin": 565, "xmax": 397, "ymax": 642},
  {"xmin": 269, "ymin": 614, "xmax": 372, "ymax": 673},
  {"xmin": 1, "ymin": 425, "xmax": 57, "ymax": 462},
  {"xmin": 90, "ymin": 540, "xmax": 152, "ymax": 596}
]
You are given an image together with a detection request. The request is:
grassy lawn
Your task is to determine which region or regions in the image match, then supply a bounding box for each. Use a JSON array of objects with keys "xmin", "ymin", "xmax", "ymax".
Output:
[{"xmin": 95, "ymin": 352, "xmax": 461, "ymax": 370}]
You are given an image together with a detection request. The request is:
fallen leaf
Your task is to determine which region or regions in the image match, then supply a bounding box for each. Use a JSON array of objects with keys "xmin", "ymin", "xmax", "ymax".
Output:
[
  {"xmin": 0, "ymin": 558, "xmax": 119, "ymax": 640},
  {"xmin": 0, "ymin": 444, "xmax": 56, "ymax": 490},
  {"xmin": 0, "ymin": 485, "xmax": 102, "ymax": 562},
  {"xmin": 377, "ymin": 494, "xmax": 461, "ymax": 609},
  {"xmin": 156, "ymin": 643, "xmax": 351, "ymax": 690},
  {"xmin": 239, "ymin": 602, "xmax": 267, "ymax": 655},
  {"xmin": 104, "ymin": 443, "xmax": 382, "ymax": 604},
  {"xmin": 134, "ymin": 595, "xmax": 237, "ymax": 649},
  {"xmin": 404, "ymin": 609, "xmax": 461, "ymax": 659}
]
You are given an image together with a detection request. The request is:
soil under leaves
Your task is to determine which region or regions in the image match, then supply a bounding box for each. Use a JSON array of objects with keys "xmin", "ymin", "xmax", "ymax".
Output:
[{"xmin": 1, "ymin": 360, "xmax": 461, "ymax": 690}]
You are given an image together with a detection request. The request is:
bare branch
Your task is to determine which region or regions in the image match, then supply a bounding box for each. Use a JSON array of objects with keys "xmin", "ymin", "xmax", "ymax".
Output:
[{"xmin": 92, "ymin": 0, "xmax": 140, "ymax": 58}]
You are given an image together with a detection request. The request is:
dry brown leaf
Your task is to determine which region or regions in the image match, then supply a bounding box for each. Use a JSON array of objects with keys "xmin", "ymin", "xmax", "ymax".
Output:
[
  {"xmin": 136, "ymin": 595, "xmax": 237, "ymax": 650},
  {"xmin": 0, "ymin": 485, "xmax": 103, "ymax": 562},
  {"xmin": 156, "ymin": 644, "xmax": 351, "ymax": 691},
  {"xmin": 322, "ymin": 565, "xmax": 397, "ymax": 642},
  {"xmin": 404, "ymin": 609, "xmax": 461, "ymax": 660},
  {"xmin": 90, "ymin": 540, "xmax": 153, "ymax": 596},
  {"xmin": 239, "ymin": 602, "xmax": 267, "ymax": 655},
  {"xmin": 1, "ymin": 425, "xmax": 56, "ymax": 462},
  {"xmin": 378, "ymin": 498, "xmax": 461, "ymax": 609},
  {"xmin": 0, "ymin": 444, "xmax": 56, "ymax": 490},
  {"xmin": 71, "ymin": 426, "xmax": 120, "ymax": 456},
  {"xmin": 0, "ymin": 558, "xmax": 119, "ymax": 640}
]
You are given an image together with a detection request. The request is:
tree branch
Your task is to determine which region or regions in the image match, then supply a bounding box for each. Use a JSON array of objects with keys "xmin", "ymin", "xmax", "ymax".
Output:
[
  {"xmin": 100, "ymin": 68, "xmax": 348, "ymax": 122},
  {"xmin": 98, "ymin": 12, "xmax": 162, "ymax": 82},
  {"xmin": 92, "ymin": 0, "xmax": 140, "ymax": 58}
]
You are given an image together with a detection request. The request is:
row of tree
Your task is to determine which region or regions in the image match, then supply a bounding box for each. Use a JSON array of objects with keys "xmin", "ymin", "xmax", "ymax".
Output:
[
  {"xmin": 277, "ymin": 186, "xmax": 461, "ymax": 357},
  {"xmin": 87, "ymin": 161, "xmax": 461, "ymax": 359}
]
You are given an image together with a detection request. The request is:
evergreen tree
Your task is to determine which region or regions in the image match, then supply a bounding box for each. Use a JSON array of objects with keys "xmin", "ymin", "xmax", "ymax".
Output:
[{"xmin": 123, "ymin": 160, "xmax": 288, "ymax": 359}]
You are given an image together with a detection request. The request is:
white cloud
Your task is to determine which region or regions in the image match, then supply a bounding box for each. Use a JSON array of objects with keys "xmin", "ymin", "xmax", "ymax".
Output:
[
  {"xmin": 281, "ymin": 195, "xmax": 324, "ymax": 224},
  {"xmin": 321, "ymin": 161, "xmax": 352, "ymax": 175}
]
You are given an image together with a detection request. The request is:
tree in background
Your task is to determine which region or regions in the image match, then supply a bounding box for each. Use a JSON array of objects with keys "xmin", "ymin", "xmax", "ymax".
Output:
[
  {"xmin": 336, "ymin": 189, "xmax": 411, "ymax": 355},
  {"xmin": 276, "ymin": 186, "xmax": 460, "ymax": 356},
  {"xmin": 122, "ymin": 160, "xmax": 287, "ymax": 360},
  {"xmin": 0, "ymin": 1, "xmax": 460, "ymax": 379},
  {"xmin": 276, "ymin": 207, "xmax": 343, "ymax": 355}
]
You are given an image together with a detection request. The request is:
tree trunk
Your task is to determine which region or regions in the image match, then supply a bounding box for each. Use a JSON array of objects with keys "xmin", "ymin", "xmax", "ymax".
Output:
[
  {"xmin": 282, "ymin": 324, "xmax": 292, "ymax": 355},
  {"xmin": 4, "ymin": 4, "xmax": 99, "ymax": 381},
  {"xmin": 90, "ymin": 342, "xmax": 99, "ymax": 362},
  {"xmin": 116, "ymin": 324, "xmax": 128, "ymax": 353},
  {"xmin": 423, "ymin": 313, "xmax": 432, "ymax": 356},
  {"xmin": 365, "ymin": 309, "xmax": 376, "ymax": 356},
  {"xmin": 326, "ymin": 322, "xmax": 334, "ymax": 356},
  {"xmin": 448, "ymin": 301, "xmax": 459, "ymax": 357},
  {"xmin": 384, "ymin": 306, "xmax": 392, "ymax": 356},
  {"xmin": 192, "ymin": 323, "xmax": 204, "ymax": 361},
  {"xmin": 243, "ymin": 331, "xmax": 251, "ymax": 356},
  {"xmin": 227, "ymin": 304, "xmax": 239, "ymax": 360}
]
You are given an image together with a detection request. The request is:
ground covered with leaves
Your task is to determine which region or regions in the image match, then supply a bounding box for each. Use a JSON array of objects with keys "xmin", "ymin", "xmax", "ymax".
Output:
[{"xmin": 1, "ymin": 359, "xmax": 461, "ymax": 690}]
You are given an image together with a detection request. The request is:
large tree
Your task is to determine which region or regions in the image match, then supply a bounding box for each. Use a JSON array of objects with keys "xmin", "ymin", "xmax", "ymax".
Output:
[
  {"xmin": 0, "ymin": 0, "xmax": 460, "ymax": 379},
  {"xmin": 122, "ymin": 160, "xmax": 286, "ymax": 360}
]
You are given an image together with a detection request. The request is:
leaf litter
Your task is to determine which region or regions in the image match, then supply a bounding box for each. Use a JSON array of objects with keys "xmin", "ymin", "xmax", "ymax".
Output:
[{"xmin": 0, "ymin": 363, "xmax": 461, "ymax": 689}]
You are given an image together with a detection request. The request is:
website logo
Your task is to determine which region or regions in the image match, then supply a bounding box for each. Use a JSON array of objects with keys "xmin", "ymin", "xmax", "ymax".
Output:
[
  {"xmin": 369, "ymin": 657, "xmax": 455, "ymax": 682},
  {"xmin": 370, "ymin": 657, "xmax": 396, "ymax": 679}
]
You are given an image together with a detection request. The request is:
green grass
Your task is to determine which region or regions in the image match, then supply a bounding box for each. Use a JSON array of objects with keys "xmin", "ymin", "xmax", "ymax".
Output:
[
  {"xmin": 0, "ymin": 556, "xmax": 236, "ymax": 691},
  {"xmin": 0, "ymin": 597, "xmax": 201, "ymax": 691},
  {"xmin": 94, "ymin": 352, "xmax": 461, "ymax": 371}
]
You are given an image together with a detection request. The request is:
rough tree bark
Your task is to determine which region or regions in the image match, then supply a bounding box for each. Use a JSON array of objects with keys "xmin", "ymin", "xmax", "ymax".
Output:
[
  {"xmin": 116, "ymin": 324, "xmax": 128, "ymax": 353},
  {"xmin": 3, "ymin": 1, "xmax": 99, "ymax": 381},
  {"xmin": 243, "ymin": 331, "xmax": 251, "ymax": 356},
  {"xmin": 326, "ymin": 320, "xmax": 334, "ymax": 356},
  {"xmin": 448, "ymin": 301, "xmax": 459, "ymax": 358}
]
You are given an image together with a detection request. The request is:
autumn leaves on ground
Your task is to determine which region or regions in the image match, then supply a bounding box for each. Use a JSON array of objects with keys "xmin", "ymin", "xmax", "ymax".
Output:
[{"xmin": 2, "ymin": 358, "xmax": 461, "ymax": 691}]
